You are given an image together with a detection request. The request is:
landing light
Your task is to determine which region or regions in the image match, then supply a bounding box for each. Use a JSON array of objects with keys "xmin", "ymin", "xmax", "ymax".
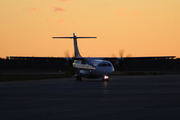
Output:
[{"xmin": 104, "ymin": 75, "xmax": 109, "ymax": 80}]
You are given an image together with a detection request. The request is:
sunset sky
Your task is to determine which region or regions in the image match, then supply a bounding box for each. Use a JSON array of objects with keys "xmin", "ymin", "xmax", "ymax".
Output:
[{"xmin": 1, "ymin": 0, "xmax": 180, "ymax": 58}]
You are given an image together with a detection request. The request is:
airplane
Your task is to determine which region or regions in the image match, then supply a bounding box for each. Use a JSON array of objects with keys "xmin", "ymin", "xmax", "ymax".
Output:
[{"xmin": 52, "ymin": 33, "xmax": 115, "ymax": 81}]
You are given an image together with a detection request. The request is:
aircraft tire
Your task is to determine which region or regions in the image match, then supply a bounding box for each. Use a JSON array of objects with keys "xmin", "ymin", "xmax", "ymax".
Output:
[
  {"xmin": 79, "ymin": 75, "xmax": 82, "ymax": 81},
  {"xmin": 76, "ymin": 75, "xmax": 82, "ymax": 81},
  {"xmin": 76, "ymin": 76, "xmax": 79, "ymax": 81}
]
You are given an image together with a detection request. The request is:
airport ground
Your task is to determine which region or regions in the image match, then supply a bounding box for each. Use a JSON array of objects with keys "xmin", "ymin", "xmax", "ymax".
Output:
[
  {"xmin": 1, "ymin": 75, "xmax": 180, "ymax": 120},
  {"xmin": 1, "ymin": 69, "xmax": 180, "ymax": 82}
]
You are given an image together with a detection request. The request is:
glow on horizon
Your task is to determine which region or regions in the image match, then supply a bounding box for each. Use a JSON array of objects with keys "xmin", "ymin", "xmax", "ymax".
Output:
[{"xmin": 0, "ymin": 0, "xmax": 180, "ymax": 58}]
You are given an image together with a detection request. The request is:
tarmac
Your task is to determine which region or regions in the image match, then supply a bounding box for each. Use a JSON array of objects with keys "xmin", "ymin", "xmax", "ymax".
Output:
[{"xmin": 1, "ymin": 75, "xmax": 180, "ymax": 120}]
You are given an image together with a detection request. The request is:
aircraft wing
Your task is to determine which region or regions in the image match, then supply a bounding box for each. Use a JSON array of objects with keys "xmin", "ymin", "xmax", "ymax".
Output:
[{"xmin": 102, "ymin": 56, "xmax": 176, "ymax": 60}]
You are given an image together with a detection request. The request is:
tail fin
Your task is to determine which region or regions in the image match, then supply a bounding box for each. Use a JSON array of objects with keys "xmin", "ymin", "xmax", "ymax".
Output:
[{"xmin": 53, "ymin": 33, "xmax": 96, "ymax": 58}]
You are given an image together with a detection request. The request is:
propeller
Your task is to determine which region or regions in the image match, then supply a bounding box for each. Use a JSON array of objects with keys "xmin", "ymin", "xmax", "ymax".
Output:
[
  {"xmin": 112, "ymin": 49, "xmax": 132, "ymax": 66},
  {"xmin": 64, "ymin": 50, "xmax": 74, "ymax": 66}
]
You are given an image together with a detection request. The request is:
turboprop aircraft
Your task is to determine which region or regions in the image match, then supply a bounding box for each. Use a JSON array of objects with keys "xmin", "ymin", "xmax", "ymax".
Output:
[{"xmin": 53, "ymin": 33, "xmax": 114, "ymax": 81}]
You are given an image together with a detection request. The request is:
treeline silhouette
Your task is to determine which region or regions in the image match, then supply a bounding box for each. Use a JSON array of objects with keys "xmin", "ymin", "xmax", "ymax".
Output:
[
  {"xmin": 0, "ymin": 57, "xmax": 67, "ymax": 71},
  {"xmin": 116, "ymin": 59, "xmax": 180, "ymax": 71},
  {"xmin": 0, "ymin": 57, "xmax": 180, "ymax": 72}
]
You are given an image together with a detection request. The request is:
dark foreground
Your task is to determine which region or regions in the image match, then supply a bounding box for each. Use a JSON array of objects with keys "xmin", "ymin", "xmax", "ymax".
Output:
[{"xmin": 1, "ymin": 75, "xmax": 180, "ymax": 120}]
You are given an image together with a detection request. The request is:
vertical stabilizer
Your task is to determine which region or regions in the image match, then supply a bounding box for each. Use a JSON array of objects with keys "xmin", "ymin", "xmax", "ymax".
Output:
[
  {"xmin": 52, "ymin": 33, "xmax": 96, "ymax": 58},
  {"xmin": 73, "ymin": 33, "xmax": 82, "ymax": 58}
]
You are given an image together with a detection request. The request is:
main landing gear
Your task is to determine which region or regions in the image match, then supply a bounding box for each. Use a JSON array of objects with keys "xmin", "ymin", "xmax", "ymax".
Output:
[{"xmin": 76, "ymin": 75, "xmax": 82, "ymax": 81}]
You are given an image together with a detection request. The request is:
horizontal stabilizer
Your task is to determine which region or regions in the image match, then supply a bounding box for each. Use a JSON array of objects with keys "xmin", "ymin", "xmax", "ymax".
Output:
[
  {"xmin": 76, "ymin": 37, "xmax": 97, "ymax": 39},
  {"xmin": 52, "ymin": 33, "xmax": 96, "ymax": 58},
  {"xmin": 52, "ymin": 37, "xmax": 74, "ymax": 39},
  {"xmin": 52, "ymin": 37, "xmax": 96, "ymax": 39}
]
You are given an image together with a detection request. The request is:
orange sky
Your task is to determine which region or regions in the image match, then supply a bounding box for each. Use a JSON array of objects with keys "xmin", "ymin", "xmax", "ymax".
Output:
[{"xmin": 1, "ymin": 0, "xmax": 180, "ymax": 58}]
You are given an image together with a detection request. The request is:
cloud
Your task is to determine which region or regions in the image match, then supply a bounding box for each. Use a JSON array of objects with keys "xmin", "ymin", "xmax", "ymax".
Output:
[
  {"xmin": 57, "ymin": 19, "xmax": 65, "ymax": 24},
  {"xmin": 29, "ymin": 7, "xmax": 40, "ymax": 13},
  {"xmin": 46, "ymin": 18, "xmax": 52, "ymax": 22},
  {"xmin": 117, "ymin": 9, "xmax": 141, "ymax": 16},
  {"xmin": 52, "ymin": 6, "xmax": 66, "ymax": 12},
  {"xmin": 133, "ymin": 11, "xmax": 141, "ymax": 15}
]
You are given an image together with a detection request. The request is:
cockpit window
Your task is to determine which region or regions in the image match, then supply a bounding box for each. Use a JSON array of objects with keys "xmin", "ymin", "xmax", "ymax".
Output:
[
  {"xmin": 107, "ymin": 64, "xmax": 111, "ymax": 67},
  {"xmin": 98, "ymin": 63, "xmax": 111, "ymax": 67},
  {"xmin": 102, "ymin": 64, "xmax": 106, "ymax": 66}
]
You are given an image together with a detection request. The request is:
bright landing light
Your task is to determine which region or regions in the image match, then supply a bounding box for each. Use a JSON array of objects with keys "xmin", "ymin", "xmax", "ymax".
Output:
[{"xmin": 104, "ymin": 75, "xmax": 109, "ymax": 80}]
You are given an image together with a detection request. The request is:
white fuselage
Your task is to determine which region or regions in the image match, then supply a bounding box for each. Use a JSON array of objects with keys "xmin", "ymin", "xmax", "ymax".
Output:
[{"xmin": 73, "ymin": 59, "xmax": 114, "ymax": 78}]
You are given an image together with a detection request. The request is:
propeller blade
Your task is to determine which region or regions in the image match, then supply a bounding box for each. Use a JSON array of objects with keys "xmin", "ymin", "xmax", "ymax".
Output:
[
  {"xmin": 119, "ymin": 49, "xmax": 125, "ymax": 58},
  {"xmin": 72, "ymin": 52, "xmax": 75, "ymax": 58},
  {"xmin": 111, "ymin": 53, "xmax": 117, "ymax": 57},
  {"xmin": 126, "ymin": 53, "xmax": 133, "ymax": 58},
  {"xmin": 112, "ymin": 49, "xmax": 133, "ymax": 70},
  {"xmin": 64, "ymin": 50, "xmax": 70, "ymax": 57},
  {"xmin": 64, "ymin": 50, "xmax": 74, "ymax": 66}
]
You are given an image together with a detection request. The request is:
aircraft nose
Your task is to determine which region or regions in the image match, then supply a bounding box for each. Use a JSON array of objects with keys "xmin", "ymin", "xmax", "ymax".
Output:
[
  {"xmin": 97, "ymin": 61, "xmax": 114, "ymax": 75},
  {"xmin": 105, "ymin": 68, "xmax": 114, "ymax": 73},
  {"xmin": 98, "ymin": 67, "xmax": 114, "ymax": 75}
]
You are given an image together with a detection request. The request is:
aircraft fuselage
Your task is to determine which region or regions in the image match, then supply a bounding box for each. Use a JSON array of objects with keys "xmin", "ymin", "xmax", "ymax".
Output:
[{"xmin": 73, "ymin": 59, "xmax": 114, "ymax": 79}]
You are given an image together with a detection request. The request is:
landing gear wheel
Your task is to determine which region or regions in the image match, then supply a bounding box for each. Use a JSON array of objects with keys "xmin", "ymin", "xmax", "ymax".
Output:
[
  {"xmin": 79, "ymin": 75, "xmax": 82, "ymax": 81},
  {"xmin": 76, "ymin": 76, "xmax": 79, "ymax": 81},
  {"xmin": 76, "ymin": 75, "xmax": 82, "ymax": 81}
]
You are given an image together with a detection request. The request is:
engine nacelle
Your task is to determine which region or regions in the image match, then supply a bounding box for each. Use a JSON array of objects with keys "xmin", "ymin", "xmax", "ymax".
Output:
[{"xmin": 80, "ymin": 70, "xmax": 89, "ymax": 76}]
